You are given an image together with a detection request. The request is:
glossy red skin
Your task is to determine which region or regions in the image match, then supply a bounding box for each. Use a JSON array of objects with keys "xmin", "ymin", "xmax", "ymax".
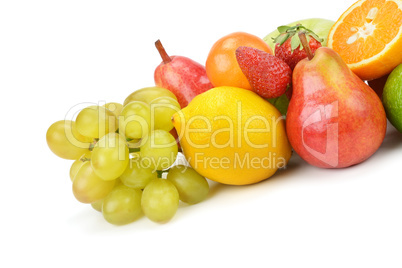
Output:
[
  {"xmin": 169, "ymin": 128, "xmax": 181, "ymax": 151},
  {"xmin": 236, "ymin": 46, "xmax": 292, "ymax": 99},
  {"xmin": 154, "ymin": 56, "xmax": 213, "ymax": 108},
  {"xmin": 275, "ymin": 37, "xmax": 322, "ymax": 71},
  {"xmin": 286, "ymin": 47, "xmax": 387, "ymax": 168}
]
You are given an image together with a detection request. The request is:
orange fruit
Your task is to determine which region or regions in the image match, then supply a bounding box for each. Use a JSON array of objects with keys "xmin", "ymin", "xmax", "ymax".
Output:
[
  {"xmin": 205, "ymin": 32, "xmax": 273, "ymax": 90},
  {"xmin": 327, "ymin": 0, "xmax": 402, "ymax": 81}
]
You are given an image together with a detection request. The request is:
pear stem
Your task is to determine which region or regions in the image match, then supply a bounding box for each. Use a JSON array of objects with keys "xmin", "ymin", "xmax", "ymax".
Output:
[
  {"xmin": 298, "ymin": 31, "xmax": 314, "ymax": 60},
  {"xmin": 155, "ymin": 39, "xmax": 172, "ymax": 64}
]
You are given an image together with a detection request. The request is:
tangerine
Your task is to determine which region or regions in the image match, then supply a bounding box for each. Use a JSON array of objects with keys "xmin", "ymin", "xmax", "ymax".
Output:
[{"xmin": 205, "ymin": 32, "xmax": 273, "ymax": 90}]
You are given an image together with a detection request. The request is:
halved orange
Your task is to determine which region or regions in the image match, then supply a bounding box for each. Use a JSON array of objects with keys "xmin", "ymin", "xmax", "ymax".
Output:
[{"xmin": 327, "ymin": 0, "xmax": 402, "ymax": 80}]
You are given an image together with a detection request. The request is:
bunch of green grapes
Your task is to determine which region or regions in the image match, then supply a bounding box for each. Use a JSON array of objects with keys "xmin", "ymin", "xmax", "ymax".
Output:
[{"xmin": 46, "ymin": 87, "xmax": 210, "ymax": 225}]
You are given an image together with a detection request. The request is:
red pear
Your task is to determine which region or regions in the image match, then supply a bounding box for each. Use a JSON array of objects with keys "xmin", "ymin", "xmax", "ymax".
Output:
[
  {"xmin": 286, "ymin": 33, "xmax": 387, "ymax": 168},
  {"xmin": 154, "ymin": 40, "xmax": 213, "ymax": 108}
]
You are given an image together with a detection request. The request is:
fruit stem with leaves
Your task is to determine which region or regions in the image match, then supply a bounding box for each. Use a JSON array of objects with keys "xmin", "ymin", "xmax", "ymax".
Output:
[{"xmin": 298, "ymin": 31, "xmax": 314, "ymax": 60}]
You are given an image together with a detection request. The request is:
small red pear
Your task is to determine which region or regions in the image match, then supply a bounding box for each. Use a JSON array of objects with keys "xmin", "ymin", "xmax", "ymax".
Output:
[{"xmin": 154, "ymin": 40, "xmax": 213, "ymax": 108}]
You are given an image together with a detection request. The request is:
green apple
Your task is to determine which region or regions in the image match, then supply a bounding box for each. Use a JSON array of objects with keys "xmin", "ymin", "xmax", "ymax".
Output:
[
  {"xmin": 383, "ymin": 64, "xmax": 402, "ymax": 132},
  {"xmin": 263, "ymin": 18, "xmax": 335, "ymax": 51}
]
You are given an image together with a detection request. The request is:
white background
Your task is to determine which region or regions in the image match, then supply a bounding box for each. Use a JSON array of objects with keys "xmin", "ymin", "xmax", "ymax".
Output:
[{"xmin": 1, "ymin": 0, "xmax": 402, "ymax": 267}]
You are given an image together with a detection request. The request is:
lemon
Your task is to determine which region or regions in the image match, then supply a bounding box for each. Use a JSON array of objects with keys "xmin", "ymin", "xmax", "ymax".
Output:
[
  {"xmin": 383, "ymin": 64, "xmax": 402, "ymax": 132},
  {"xmin": 172, "ymin": 86, "xmax": 292, "ymax": 185}
]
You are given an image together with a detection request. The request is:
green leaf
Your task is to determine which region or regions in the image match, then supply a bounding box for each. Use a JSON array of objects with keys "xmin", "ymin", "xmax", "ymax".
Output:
[
  {"xmin": 273, "ymin": 33, "xmax": 289, "ymax": 46},
  {"xmin": 277, "ymin": 25, "xmax": 290, "ymax": 33},
  {"xmin": 267, "ymin": 94, "xmax": 289, "ymax": 116},
  {"xmin": 290, "ymin": 35, "xmax": 301, "ymax": 52},
  {"xmin": 307, "ymin": 31, "xmax": 324, "ymax": 43}
]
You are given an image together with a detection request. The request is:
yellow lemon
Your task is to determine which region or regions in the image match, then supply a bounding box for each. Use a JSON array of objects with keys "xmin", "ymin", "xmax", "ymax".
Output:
[{"xmin": 172, "ymin": 86, "xmax": 292, "ymax": 185}]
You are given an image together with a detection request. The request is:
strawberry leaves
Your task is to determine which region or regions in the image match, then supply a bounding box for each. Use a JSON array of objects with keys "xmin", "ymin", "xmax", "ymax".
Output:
[{"xmin": 273, "ymin": 24, "xmax": 324, "ymax": 52}]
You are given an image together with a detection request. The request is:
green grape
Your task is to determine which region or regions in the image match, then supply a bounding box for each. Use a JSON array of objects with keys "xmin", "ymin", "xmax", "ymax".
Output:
[
  {"xmin": 102, "ymin": 184, "xmax": 143, "ymax": 225},
  {"xmin": 167, "ymin": 165, "xmax": 209, "ymax": 204},
  {"xmin": 119, "ymin": 158, "xmax": 157, "ymax": 189},
  {"xmin": 140, "ymin": 130, "xmax": 178, "ymax": 171},
  {"xmin": 91, "ymin": 133, "xmax": 129, "ymax": 181},
  {"xmin": 72, "ymin": 161, "xmax": 116, "ymax": 203},
  {"xmin": 46, "ymin": 120, "xmax": 92, "ymax": 160},
  {"xmin": 119, "ymin": 101, "xmax": 151, "ymax": 140},
  {"xmin": 75, "ymin": 105, "xmax": 118, "ymax": 139},
  {"xmin": 69, "ymin": 151, "xmax": 92, "ymax": 181},
  {"xmin": 91, "ymin": 199, "xmax": 103, "ymax": 212},
  {"xmin": 103, "ymin": 102, "xmax": 123, "ymax": 117},
  {"xmin": 141, "ymin": 178, "xmax": 179, "ymax": 223},
  {"xmin": 150, "ymin": 96, "xmax": 181, "ymax": 132},
  {"xmin": 123, "ymin": 86, "xmax": 178, "ymax": 106},
  {"xmin": 70, "ymin": 159, "xmax": 86, "ymax": 182}
]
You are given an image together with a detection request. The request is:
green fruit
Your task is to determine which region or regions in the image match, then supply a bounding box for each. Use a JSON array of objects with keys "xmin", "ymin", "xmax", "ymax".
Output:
[
  {"xmin": 263, "ymin": 18, "xmax": 335, "ymax": 51},
  {"xmin": 383, "ymin": 64, "xmax": 402, "ymax": 132},
  {"xmin": 166, "ymin": 165, "xmax": 209, "ymax": 204},
  {"xmin": 141, "ymin": 178, "xmax": 179, "ymax": 223},
  {"xmin": 123, "ymin": 86, "xmax": 178, "ymax": 106},
  {"xmin": 140, "ymin": 130, "xmax": 178, "ymax": 171},
  {"xmin": 102, "ymin": 185, "xmax": 143, "ymax": 225}
]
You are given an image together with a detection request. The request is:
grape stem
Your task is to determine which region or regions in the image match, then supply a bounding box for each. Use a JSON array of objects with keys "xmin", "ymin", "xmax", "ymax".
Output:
[
  {"xmin": 156, "ymin": 169, "xmax": 170, "ymax": 178},
  {"xmin": 89, "ymin": 139, "xmax": 98, "ymax": 151},
  {"xmin": 129, "ymin": 147, "xmax": 140, "ymax": 153}
]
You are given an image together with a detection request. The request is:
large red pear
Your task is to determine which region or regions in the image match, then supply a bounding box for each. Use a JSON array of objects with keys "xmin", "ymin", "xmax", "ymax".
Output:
[
  {"xmin": 286, "ymin": 46, "xmax": 387, "ymax": 168},
  {"xmin": 154, "ymin": 40, "xmax": 213, "ymax": 108}
]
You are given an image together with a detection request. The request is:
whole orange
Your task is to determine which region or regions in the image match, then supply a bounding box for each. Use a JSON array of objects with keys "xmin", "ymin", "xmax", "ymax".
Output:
[{"xmin": 205, "ymin": 32, "xmax": 273, "ymax": 90}]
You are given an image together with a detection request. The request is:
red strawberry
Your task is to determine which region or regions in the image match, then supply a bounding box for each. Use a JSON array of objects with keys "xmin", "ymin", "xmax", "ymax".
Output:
[
  {"xmin": 273, "ymin": 24, "xmax": 323, "ymax": 70},
  {"xmin": 235, "ymin": 46, "xmax": 292, "ymax": 99}
]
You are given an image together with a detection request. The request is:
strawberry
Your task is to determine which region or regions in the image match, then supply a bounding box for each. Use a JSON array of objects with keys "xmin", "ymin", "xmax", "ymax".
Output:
[
  {"xmin": 235, "ymin": 46, "xmax": 292, "ymax": 99},
  {"xmin": 273, "ymin": 24, "xmax": 323, "ymax": 70}
]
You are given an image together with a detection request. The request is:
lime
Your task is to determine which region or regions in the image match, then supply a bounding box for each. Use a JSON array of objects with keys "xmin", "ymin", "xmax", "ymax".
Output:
[{"xmin": 383, "ymin": 64, "xmax": 402, "ymax": 132}]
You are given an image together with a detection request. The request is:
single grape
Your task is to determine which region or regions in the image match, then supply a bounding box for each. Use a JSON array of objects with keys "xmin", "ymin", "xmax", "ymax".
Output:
[
  {"xmin": 102, "ymin": 184, "xmax": 143, "ymax": 225},
  {"xmin": 119, "ymin": 101, "xmax": 151, "ymax": 140},
  {"xmin": 72, "ymin": 161, "xmax": 116, "ymax": 203},
  {"xmin": 75, "ymin": 105, "xmax": 118, "ymax": 139},
  {"xmin": 167, "ymin": 165, "xmax": 209, "ymax": 204},
  {"xmin": 103, "ymin": 102, "xmax": 123, "ymax": 117},
  {"xmin": 69, "ymin": 151, "xmax": 92, "ymax": 181},
  {"xmin": 123, "ymin": 86, "xmax": 178, "ymax": 106},
  {"xmin": 91, "ymin": 133, "xmax": 129, "ymax": 181},
  {"xmin": 141, "ymin": 178, "xmax": 179, "ymax": 223},
  {"xmin": 91, "ymin": 199, "xmax": 103, "ymax": 212},
  {"xmin": 119, "ymin": 158, "xmax": 157, "ymax": 189},
  {"xmin": 70, "ymin": 159, "xmax": 86, "ymax": 182},
  {"xmin": 150, "ymin": 96, "xmax": 181, "ymax": 132},
  {"xmin": 46, "ymin": 120, "xmax": 92, "ymax": 160},
  {"xmin": 140, "ymin": 130, "xmax": 178, "ymax": 171}
]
